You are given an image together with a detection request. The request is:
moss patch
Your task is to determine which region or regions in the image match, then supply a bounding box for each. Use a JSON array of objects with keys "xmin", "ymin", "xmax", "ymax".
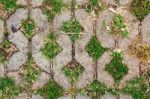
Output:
[
  {"xmin": 0, "ymin": 51, "xmax": 5, "ymax": 64},
  {"xmin": 86, "ymin": 36, "xmax": 107, "ymax": 61},
  {"xmin": 105, "ymin": 52, "xmax": 128, "ymax": 83},
  {"xmin": 37, "ymin": 80, "xmax": 64, "ymax": 99},
  {"xmin": 130, "ymin": 0, "xmax": 150, "ymax": 21}
]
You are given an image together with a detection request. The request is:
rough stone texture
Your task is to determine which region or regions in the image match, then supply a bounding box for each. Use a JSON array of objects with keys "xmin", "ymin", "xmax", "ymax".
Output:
[
  {"xmin": 32, "ymin": 72, "xmax": 50, "ymax": 89},
  {"xmin": 119, "ymin": 9, "xmax": 139, "ymax": 50},
  {"xmin": 31, "ymin": 8, "xmax": 51, "ymax": 73},
  {"xmin": 8, "ymin": 71, "xmax": 23, "ymax": 85},
  {"xmin": 0, "ymin": 19, "xmax": 4, "ymax": 44},
  {"xmin": 101, "ymin": 0, "xmax": 117, "ymax": 6},
  {"xmin": 53, "ymin": 9, "xmax": 71, "ymax": 34},
  {"xmin": 15, "ymin": 93, "xmax": 29, "ymax": 99},
  {"xmin": 101, "ymin": 93, "xmax": 116, "ymax": 99},
  {"xmin": 97, "ymin": 9, "xmax": 115, "ymax": 49},
  {"xmin": 31, "ymin": 0, "xmax": 43, "ymax": 7},
  {"xmin": 121, "ymin": 52, "xmax": 139, "ymax": 84},
  {"xmin": 0, "ymin": 64, "xmax": 4, "ymax": 77},
  {"xmin": 120, "ymin": 94, "xmax": 132, "ymax": 99},
  {"xmin": 76, "ymin": 94, "xmax": 91, "ymax": 99},
  {"xmin": 17, "ymin": 0, "xmax": 27, "ymax": 6},
  {"xmin": 75, "ymin": 9, "xmax": 94, "ymax": 88},
  {"xmin": 142, "ymin": 14, "xmax": 150, "ymax": 45},
  {"xmin": 6, "ymin": 9, "xmax": 28, "ymax": 71},
  {"xmin": 119, "ymin": 0, "xmax": 132, "ymax": 6},
  {"xmin": 54, "ymin": 34, "xmax": 72, "ymax": 89},
  {"xmin": 7, "ymin": 8, "xmax": 28, "ymax": 34},
  {"xmin": 58, "ymin": 95, "xmax": 72, "ymax": 99},
  {"xmin": 97, "ymin": 51, "xmax": 114, "ymax": 86},
  {"xmin": 32, "ymin": 94, "xmax": 44, "ymax": 99}
]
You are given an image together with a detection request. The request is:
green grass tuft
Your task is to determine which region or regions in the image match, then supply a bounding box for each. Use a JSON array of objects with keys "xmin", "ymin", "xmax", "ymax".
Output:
[
  {"xmin": 0, "ymin": 0, "xmax": 18, "ymax": 12},
  {"xmin": 122, "ymin": 76, "xmax": 150, "ymax": 99},
  {"xmin": 111, "ymin": 14, "xmax": 129, "ymax": 38},
  {"xmin": 85, "ymin": 80, "xmax": 107, "ymax": 96},
  {"xmin": 62, "ymin": 61, "xmax": 84, "ymax": 84},
  {"xmin": 43, "ymin": 0, "xmax": 63, "ymax": 21},
  {"xmin": 21, "ymin": 18, "xmax": 35, "ymax": 39},
  {"xmin": 37, "ymin": 80, "xmax": 64, "ymax": 99},
  {"xmin": 130, "ymin": 0, "xmax": 150, "ymax": 21},
  {"xmin": 0, "ymin": 51, "xmax": 5, "ymax": 64},
  {"xmin": 0, "ymin": 77, "xmax": 21, "ymax": 98},
  {"xmin": 105, "ymin": 52, "xmax": 128, "ymax": 83},
  {"xmin": 41, "ymin": 33, "xmax": 62, "ymax": 59},
  {"xmin": 61, "ymin": 19, "xmax": 84, "ymax": 43},
  {"xmin": 86, "ymin": 36, "xmax": 107, "ymax": 61}
]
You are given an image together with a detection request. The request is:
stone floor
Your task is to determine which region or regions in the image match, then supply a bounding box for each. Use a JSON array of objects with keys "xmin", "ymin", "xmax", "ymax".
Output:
[{"xmin": 0, "ymin": 0, "xmax": 150, "ymax": 99}]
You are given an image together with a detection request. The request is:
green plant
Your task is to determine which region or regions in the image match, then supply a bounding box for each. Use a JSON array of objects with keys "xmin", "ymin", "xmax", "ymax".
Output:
[
  {"xmin": 37, "ymin": 80, "xmax": 64, "ymax": 99},
  {"xmin": 61, "ymin": 19, "xmax": 84, "ymax": 43},
  {"xmin": 122, "ymin": 76, "xmax": 150, "ymax": 99},
  {"xmin": 0, "ymin": 51, "xmax": 5, "ymax": 63},
  {"xmin": 41, "ymin": 33, "xmax": 62, "ymax": 59},
  {"xmin": 0, "ymin": 0, "xmax": 18, "ymax": 12},
  {"xmin": 0, "ymin": 77, "xmax": 21, "ymax": 98},
  {"xmin": 43, "ymin": 0, "xmax": 63, "ymax": 21},
  {"xmin": 86, "ymin": 0, "xmax": 104, "ymax": 14},
  {"xmin": 21, "ymin": 55, "xmax": 41, "ymax": 84},
  {"xmin": 62, "ymin": 61, "xmax": 84, "ymax": 84},
  {"xmin": 85, "ymin": 80, "xmax": 107, "ymax": 97},
  {"xmin": 111, "ymin": 14, "xmax": 129, "ymax": 38},
  {"xmin": 105, "ymin": 52, "xmax": 128, "ymax": 83},
  {"xmin": 21, "ymin": 18, "xmax": 35, "ymax": 39},
  {"xmin": 2, "ymin": 39, "xmax": 11, "ymax": 48},
  {"xmin": 130, "ymin": 0, "xmax": 150, "ymax": 21},
  {"xmin": 86, "ymin": 36, "xmax": 107, "ymax": 61}
]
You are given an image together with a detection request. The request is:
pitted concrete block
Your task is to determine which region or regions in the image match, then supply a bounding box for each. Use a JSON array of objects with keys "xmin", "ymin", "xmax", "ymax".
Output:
[
  {"xmin": 142, "ymin": 14, "xmax": 150, "ymax": 45},
  {"xmin": 97, "ymin": 51, "xmax": 114, "ymax": 86},
  {"xmin": 0, "ymin": 19, "xmax": 4, "ymax": 44},
  {"xmin": 54, "ymin": 34, "xmax": 72, "ymax": 89},
  {"xmin": 32, "ymin": 72, "xmax": 50, "ymax": 89},
  {"xmin": 97, "ymin": 9, "xmax": 115, "ymax": 49}
]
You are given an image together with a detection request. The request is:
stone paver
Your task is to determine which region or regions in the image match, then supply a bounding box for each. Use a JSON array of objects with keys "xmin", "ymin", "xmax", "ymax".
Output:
[{"xmin": 0, "ymin": 0, "xmax": 150, "ymax": 99}]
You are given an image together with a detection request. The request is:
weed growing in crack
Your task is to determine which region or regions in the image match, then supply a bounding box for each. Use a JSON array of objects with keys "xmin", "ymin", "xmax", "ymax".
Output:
[
  {"xmin": 105, "ymin": 51, "xmax": 128, "ymax": 83},
  {"xmin": 0, "ymin": 77, "xmax": 21, "ymax": 98},
  {"xmin": 36, "ymin": 80, "xmax": 64, "ymax": 99},
  {"xmin": 0, "ymin": 0, "xmax": 18, "ymax": 12},
  {"xmin": 86, "ymin": 36, "xmax": 107, "ymax": 61},
  {"xmin": 61, "ymin": 19, "xmax": 84, "ymax": 43},
  {"xmin": 110, "ymin": 14, "xmax": 129, "ymax": 38},
  {"xmin": 130, "ymin": 0, "xmax": 150, "ymax": 21},
  {"xmin": 42, "ymin": 0, "xmax": 63, "ymax": 21},
  {"xmin": 41, "ymin": 33, "xmax": 62, "ymax": 59}
]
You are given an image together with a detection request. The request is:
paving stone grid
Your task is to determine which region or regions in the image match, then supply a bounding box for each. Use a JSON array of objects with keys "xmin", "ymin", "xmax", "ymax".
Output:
[{"xmin": 0, "ymin": 0, "xmax": 150, "ymax": 99}]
